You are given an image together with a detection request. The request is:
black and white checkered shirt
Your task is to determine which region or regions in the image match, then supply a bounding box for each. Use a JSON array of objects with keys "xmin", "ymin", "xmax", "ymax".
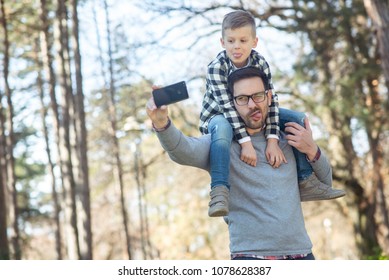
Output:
[{"xmin": 199, "ymin": 50, "xmax": 280, "ymax": 142}]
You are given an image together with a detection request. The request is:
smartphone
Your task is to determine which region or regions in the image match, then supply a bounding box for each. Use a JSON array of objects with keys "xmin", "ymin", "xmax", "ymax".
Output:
[{"xmin": 152, "ymin": 81, "xmax": 189, "ymax": 107}]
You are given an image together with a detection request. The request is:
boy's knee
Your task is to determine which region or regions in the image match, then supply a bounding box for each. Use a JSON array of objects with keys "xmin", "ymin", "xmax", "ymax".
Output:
[
  {"xmin": 299, "ymin": 113, "xmax": 306, "ymax": 126},
  {"xmin": 216, "ymin": 124, "xmax": 233, "ymax": 138}
]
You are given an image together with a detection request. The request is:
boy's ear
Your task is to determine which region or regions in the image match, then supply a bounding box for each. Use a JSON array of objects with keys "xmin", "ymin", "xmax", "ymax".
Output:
[
  {"xmin": 220, "ymin": 37, "xmax": 225, "ymax": 48},
  {"xmin": 253, "ymin": 36, "xmax": 258, "ymax": 48}
]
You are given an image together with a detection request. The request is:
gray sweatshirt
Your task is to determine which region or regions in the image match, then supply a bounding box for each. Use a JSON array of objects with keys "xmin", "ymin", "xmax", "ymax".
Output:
[{"xmin": 156, "ymin": 122, "xmax": 332, "ymax": 256}]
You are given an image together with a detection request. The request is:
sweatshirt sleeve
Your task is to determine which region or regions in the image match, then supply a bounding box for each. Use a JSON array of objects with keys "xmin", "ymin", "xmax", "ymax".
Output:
[
  {"xmin": 310, "ymin": 149, "xmax": 333, "ymax": 187},
  {"xmin": 155, "ymin": 122, "xmax": 211, "ymax": 171}
]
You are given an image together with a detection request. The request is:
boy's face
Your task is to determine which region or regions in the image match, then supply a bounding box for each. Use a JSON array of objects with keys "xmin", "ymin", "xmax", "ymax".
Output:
[{"xmin": 221, "ymin": 25, "xmax": 258, "ymax": 68}]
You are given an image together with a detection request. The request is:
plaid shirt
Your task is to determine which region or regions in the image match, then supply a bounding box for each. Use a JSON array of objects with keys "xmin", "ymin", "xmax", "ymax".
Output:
[{"xmin": 199, "ymin": 50, "xmax": 280, "ymax": 141}]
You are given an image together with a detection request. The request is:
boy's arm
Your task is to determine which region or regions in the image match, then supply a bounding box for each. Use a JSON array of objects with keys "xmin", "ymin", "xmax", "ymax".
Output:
[
  {"xmin": 252, "ymin": 51, "xmax": 285, "ymax": 167},
  {"xmin": 266, "ymin": 91, "xmax": 280, "ymax": 139},
  {"xmin": 251, "ymin": 50, "xmax": 280, "ymax": 140}
]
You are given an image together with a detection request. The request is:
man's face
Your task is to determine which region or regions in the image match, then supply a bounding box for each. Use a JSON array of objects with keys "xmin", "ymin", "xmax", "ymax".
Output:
[
  {"xmin": 233, "ymin": 76, "xmax": 272, "ymax": 134},
  {"xmin": 221, "ymin": 26, "xmax": 258, "ymax": 68}
]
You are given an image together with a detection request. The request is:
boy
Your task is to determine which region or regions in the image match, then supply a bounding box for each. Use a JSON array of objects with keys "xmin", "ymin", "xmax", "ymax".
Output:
[{"xmin": 200, "ymin": 10, "xmax": 345, "ymax": 217}]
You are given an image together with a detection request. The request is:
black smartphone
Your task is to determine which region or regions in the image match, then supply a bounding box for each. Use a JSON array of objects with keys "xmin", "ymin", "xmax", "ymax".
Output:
[{"xmin": 152, "ymin": 81, "xmax": 189, "ymax": 107}]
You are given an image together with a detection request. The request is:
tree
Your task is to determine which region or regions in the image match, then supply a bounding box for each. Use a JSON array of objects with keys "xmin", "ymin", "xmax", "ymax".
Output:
[
  {"xmin": 364, "ymin": 0, "xmax": 389, "ymax": 92},
  {"xmin": 0, "ymin": 0, "xmax": 9, "ymax": 260},
  {"xmin": 0, "ymin": 0, "xmax": 21, "ymax": 259},
  {"xmin": 70, "ymin": 0, "xmax": 93, "ymax": 260},
  {"xmin": 285, "ymin": 0, "xmax": 388, "ymax": 256},
  {"xmin": 38, "ymin": 0, "xmax": 63, "ymax": 260},
  {"xmin": 95, "ymin": 0, "xmax": 132, "ymax": 259},
  {"xmin": 34, "ymin": 37, "xmax": 63, "ymax": 260}
]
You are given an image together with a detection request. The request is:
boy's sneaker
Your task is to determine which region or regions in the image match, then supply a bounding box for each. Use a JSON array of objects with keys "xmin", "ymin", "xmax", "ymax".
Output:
[
  {"xmin": 299, "ymin": 174, "xmax": 346, "ymax": 201},
  {"xmin": 208, "ymin": 186, "xmax": 229, "ymax": 217}
]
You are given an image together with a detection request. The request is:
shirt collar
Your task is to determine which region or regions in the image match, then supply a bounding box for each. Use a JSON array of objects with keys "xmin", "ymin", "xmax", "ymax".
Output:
[{"xmin": 231, "ymin": 55, "xmax": 252, "ymax": 71}]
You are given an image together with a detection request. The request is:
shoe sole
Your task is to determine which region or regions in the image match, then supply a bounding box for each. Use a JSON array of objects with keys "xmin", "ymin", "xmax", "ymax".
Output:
[
  {"xmin": 209, "ymin": 208, "xmax": 228, "ymax": 217},
  {"xmin": 301, "ymin": 192, "xmax": 346, "ymax": 202}
]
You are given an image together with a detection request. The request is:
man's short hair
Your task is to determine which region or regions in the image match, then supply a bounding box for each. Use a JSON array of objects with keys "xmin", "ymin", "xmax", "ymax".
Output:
[
  {"xmin": 228, "ymin": 67, "xmax": 269, "ymax": 95},
  {"xmin": 222, "ymin": 10, "xmax": 256, "ymax": 38}
]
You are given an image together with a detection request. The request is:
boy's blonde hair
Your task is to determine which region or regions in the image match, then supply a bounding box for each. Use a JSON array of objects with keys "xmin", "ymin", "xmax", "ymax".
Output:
[{"xmin": 222, "ymin": 10, "xmax": 256, "ymax": 38}]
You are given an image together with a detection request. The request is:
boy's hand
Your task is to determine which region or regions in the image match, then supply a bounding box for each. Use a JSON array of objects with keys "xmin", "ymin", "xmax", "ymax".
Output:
[
  {"xmin": 240, "ymin": 141, "xmax": 257, "ymax": 167},
  {"xmin": 146, "ymin": 86, "xmax": 169, "ymax": 128},
  {"xmin": 266, "ymin": 138, "xmax": 287, "ymax": 168}
]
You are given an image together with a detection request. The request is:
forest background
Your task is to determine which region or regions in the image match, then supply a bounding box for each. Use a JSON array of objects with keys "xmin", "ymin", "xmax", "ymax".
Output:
[{"xmin": 0, "ymin": 0, "xmax": 388, "ymax": 260}]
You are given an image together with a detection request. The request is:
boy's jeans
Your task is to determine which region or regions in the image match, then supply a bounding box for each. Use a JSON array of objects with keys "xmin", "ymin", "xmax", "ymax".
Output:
[
  {"xmin": 208, "ymin": 109, "xmax": 313, "ymax": 189},
  {"xmin": 278, "ymin": 108, "xmax": 313, "ymax": 182},
  {"xmin": 208, "ymin": 115, "xmax": 233, "ymax": 189}
]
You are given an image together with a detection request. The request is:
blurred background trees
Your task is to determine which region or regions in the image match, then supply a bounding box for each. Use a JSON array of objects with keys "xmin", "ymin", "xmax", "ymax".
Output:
[{"xmin": 0, "ymin": 0, "xmax": 388, "ymax": 260}]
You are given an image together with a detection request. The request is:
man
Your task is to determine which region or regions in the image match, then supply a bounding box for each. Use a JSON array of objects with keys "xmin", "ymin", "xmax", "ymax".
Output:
[{"xmin": 146, "ymin": 67, "xmax": 335, "ymax": 260}]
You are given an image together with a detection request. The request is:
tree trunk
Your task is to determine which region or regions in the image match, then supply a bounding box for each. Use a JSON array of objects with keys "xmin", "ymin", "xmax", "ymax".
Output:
[
  {"xmin": 55, "ymin": 0, "xmax": 80, "ymax": 259},
  {"xmin": 39, "ymin": 0, "xmax": 64, "ymax": 259},
  {"xmin": 134, "ymin": 143, "xmax": 146, "ymax": 259},
  {"xmin": 103, "ymin": 0, "xmax": 132, "ymax": 259},
  {"xmin": 70, "ymin": 0, "xmax": 92, "ymax": 260},
  {"xmin": 364, "ymin": 0, "xmax": 389, "ymax": 92},
  {"xmin": 364, "ymin": 78, "xmax": 389, "ymax": 254},
  {"xmin": 0, "ymin": 0, "xmax": 20, "ymax": 260},
  {"xmin": 0, "ymin": 0, "xmax": 9, "ymax": 260},
  {"xmin": 0, "ymin": 134, "xmax": 8, "ymax": 260},
  {"xmin": 34, "ymin": 34, "xmax": 64, "ymax": 260},
  {"xmin": 136, "ymin": 142, "xmax": 155, "ymax": 259}
]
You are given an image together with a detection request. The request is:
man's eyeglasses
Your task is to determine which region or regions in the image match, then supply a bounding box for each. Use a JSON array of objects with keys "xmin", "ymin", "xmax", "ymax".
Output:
[{"xmin": 233, "ymin": 91, "xmax": 268, "ymax": 106}]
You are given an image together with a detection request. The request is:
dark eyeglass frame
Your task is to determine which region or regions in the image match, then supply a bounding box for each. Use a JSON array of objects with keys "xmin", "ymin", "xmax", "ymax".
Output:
[{"xmin": 233, "ymin": 90, "xmax": 268, "ymax": 106}]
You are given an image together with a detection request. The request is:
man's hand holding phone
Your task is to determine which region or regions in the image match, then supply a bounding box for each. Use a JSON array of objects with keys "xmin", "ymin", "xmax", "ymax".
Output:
[
  {"xmin": 146, "ymin": 86, "xmax": 170, "ymax": 129},
  {"xmin": 148, "ymin": 81, "xmax": 189, "ymax": 130}
]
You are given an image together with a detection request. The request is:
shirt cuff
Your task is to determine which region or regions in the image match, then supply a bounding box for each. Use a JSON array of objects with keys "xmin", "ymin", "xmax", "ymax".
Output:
[
  {"xmin": 238, "ymin": 136, "xmax": 251, "ymax": 144},
  {"xmin": 266, "ymin": 134, "xmax": 279, "ymax": 140}
]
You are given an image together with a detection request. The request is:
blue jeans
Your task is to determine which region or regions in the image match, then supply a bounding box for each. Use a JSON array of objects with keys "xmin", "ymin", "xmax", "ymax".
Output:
[
  {"xmin": 279, "ymin": 108, "xmax": 313, "ymax": 182},
  {"xmin": 208, "ymin": 115, "xmax": 233, "ymax": 189}
]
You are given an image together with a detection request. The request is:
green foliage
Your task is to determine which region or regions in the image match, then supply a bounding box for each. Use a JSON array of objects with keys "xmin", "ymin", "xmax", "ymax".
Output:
[{"xmin": 364, "ymin": 247, "xmax": 389, "ymax": 260}]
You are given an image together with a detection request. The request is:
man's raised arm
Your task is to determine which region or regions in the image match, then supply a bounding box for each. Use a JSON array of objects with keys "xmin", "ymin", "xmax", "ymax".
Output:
[{"xmin": 146, "ymin": 94, "xmax": 211, "ymax": 171}]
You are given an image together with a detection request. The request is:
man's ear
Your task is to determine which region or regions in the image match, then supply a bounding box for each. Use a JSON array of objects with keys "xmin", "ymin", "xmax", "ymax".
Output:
[{"xmin": 267, "ymin": 90, "xmax": 272, "ymax": 106}]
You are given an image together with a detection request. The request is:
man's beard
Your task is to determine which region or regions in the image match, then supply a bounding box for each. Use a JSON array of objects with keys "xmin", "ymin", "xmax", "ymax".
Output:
[{"xmin": 243, "ymin": 107, "xmax": 268, "ymax": 130}]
